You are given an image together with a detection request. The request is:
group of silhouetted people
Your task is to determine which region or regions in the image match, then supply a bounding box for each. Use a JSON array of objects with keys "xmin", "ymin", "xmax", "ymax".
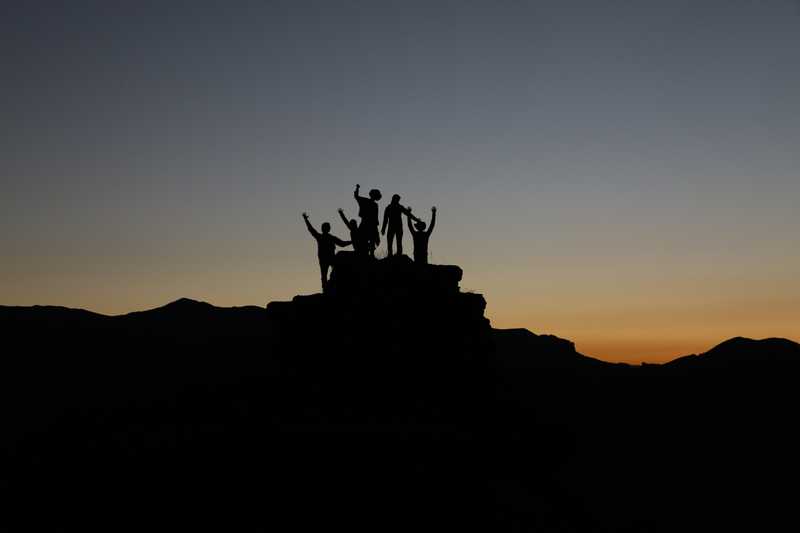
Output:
[{"xmin": 303, "ymin": 184, "xmax": 437, "ymax": 290}]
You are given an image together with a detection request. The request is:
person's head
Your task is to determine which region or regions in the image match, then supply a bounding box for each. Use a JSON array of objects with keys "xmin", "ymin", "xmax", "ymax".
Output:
[
  {"xmin": 391, "ymin": 194, "xmax": 400, "ymax": 204},
  {"xmin": 369, "ymin": 189, "xmax": 382, "ymax": 201},
  {"xmin": 321, "ymin": 222, "xmax": 331, "ymax": 234},
  {"xmin": 415, "ymin": 220, "xmax": 427, "ymax": 231}
]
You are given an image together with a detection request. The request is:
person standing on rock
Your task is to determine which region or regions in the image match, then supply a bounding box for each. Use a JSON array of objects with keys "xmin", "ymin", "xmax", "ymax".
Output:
[
  {"xmin": 353, "ymin": 184, "xmax": 382, "ymax": 258},
  {"xmin": 302, "ymin": 212, "xmax": 351, "ymax": 291},
  {"xmin": 381, "ymin": 194, "xmax": 421, "ymax": 257},
  {"xmin": 407, "ymin": 206, "xmax": 437, "ymax": 265}
]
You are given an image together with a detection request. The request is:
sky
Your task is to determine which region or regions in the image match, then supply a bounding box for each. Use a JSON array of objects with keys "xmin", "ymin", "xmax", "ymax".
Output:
[{"xmin": 2, "ymin": 1, "xmax": 799, "ymax": 363}]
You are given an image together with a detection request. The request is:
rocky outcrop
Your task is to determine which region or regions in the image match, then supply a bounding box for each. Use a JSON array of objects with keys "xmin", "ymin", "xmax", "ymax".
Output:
[{"xmin": 266, "ymin": 253, "xmax": 492, "ymax": 368}]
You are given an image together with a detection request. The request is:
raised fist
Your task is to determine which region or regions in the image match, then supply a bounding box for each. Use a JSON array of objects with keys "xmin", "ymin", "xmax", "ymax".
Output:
[
  {"xmin": 302, "ymin": 212, "xmax": 308, "ymax": 218},
  {"xmin": 432, "ymin": 206, "xmax": 437, "ymax": 213}
]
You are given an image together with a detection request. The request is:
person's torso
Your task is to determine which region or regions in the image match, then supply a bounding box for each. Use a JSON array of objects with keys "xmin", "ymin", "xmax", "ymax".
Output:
[
  {"xmin": 412, "ymin": 232, "xmax": 429, "ymax": 252},
  {"xmin": 317, "ymin": 234, "xmax": 337, "ymax": 258},
  {"xmin": 359, "ymin": 198, "xmax": 379, "ymax": 224},
  {"xmin": 386, "ymin": 204, "xmax": 404, "ymax": 227}
]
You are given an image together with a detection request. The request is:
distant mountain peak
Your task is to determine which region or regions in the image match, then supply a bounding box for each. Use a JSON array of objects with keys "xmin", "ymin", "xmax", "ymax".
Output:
[
  {"xmin": 117, "ymin": 297, "xmax": 217, "ymax": 319},
  {"xmin": 708, "ymin": 336, "xmax": 757, "ymax": 352},
  {"xmin": 707, "ymin": 336, "xmax": 799, "ymax": 355},
  {"xmin": 163, "ymin": 297, "xmax": 210, "ymax": 309},
  {"xmin": 666, "ymin": 336, "xmax": 800, "ymax": 369}
]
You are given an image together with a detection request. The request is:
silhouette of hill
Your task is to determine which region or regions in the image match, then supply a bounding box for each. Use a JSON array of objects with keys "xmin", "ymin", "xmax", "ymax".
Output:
[
  {"xmin": 492, "ymin": 327, "xmax": 622, "ymax": 371},
  {"xmin": 665, "ymin": 336, "xmax": 800, "ymax": 370},
  {"xmin": 1, "ymin": 257, "xmax": 799, "ymax": 531}
]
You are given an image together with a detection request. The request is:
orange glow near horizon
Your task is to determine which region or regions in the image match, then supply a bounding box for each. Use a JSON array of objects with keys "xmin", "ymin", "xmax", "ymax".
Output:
[{"xmin": 2, "ymin": 245, "xmax": 798, "ymax": 365}]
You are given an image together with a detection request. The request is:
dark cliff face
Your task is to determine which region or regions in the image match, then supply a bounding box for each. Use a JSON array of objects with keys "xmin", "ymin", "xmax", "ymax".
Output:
[{"xmin": 263, "ymin": 253, "xmax": 493, "ymax": 439}]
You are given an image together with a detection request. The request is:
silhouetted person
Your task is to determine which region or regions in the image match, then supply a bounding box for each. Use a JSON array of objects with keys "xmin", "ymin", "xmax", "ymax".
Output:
[
  {"xmin": 381, "ymin": 194, "xmax": 420, "ymax": 257},
  {"xmin": 354, "ymin": 184, "xmax": 381, "ymax": 258},
  {"xmin": 407, "ymin": 206, "xmax": 436, "ymax": 264},
  {"xmin": 337, "ymin": 208, "xmax": 363, "ymax": 256},
  {"xmin": 302, "ymin": 212, "xmax": 351, "ymax": 290}
]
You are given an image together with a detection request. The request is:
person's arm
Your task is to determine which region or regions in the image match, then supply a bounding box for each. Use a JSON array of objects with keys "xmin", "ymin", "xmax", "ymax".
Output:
[
  {"xmin": 407, "ymin": 213, "xmax": 416, "ymax": 234},
  {"xmin": 337, "ymin": 208, "xmax": 350, "ymax": 228},
  {"xmin": 354, "ymin": 184, "xmax": 362, "ymax": 200},
  {"xmin": 381, "ymin": 206, "xmax": 389, "ymax": 235},
  {"xmin": 427, "ymin": 207, "xmax": 436, "ymax": 235},
  {"xmin": 402, "ymin": 205, "xmax": 421, "ymax": 223},
  {"xmin": 335, "ymin": 237, "xmax": 352, "ymax": 247},
  {"xmin": 302, "ymin": 213, "xmax": 319, "ymax": 238}
]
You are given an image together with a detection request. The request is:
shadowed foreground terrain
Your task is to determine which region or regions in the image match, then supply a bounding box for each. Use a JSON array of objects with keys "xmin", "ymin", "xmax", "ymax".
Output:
[{"xmin": 2, "ymin": 255, "xmax": 799, "ymax": 531}]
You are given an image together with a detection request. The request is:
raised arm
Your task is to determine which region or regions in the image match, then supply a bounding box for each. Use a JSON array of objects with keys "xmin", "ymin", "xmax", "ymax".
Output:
[
  {"xmin": 427, "ymin": 206, "xmax": 437, "ymax": 235},
  {"xmin": 407, "ymin": 213, "xmax": 416, "ymax": 234},
  {"xmin": 401, "ymin": 205, "xmax": 421, "ymax": 223},
  {"xmin": 337, "ymin": 208, "xmax": 350, "ymax": 228},
  {"xmin": 302, "ymin": 213, "xmax": 319, "ymax": 238},
  {"xmin": 354, "ymin": 183, "xmax": 362, "ymax": 200}
]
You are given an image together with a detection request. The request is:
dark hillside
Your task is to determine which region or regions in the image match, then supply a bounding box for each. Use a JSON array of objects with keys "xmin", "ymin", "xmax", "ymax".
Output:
[{"xmin": 1, "ymin": 256, "xmax": 799, "ymax": 531}]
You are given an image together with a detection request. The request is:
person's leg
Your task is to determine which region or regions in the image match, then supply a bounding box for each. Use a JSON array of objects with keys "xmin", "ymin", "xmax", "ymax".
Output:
[
  {"xmin": 386, "ymin": 230, "xmax": 395, "ymax": 256},
  {"xmin": 370, "ymin": 227, "xmax": 378, "ymax": 257},
  {"xmin": 358, "ymin": 222, "xmax": 372, "ymax": 258},
  {"xmin": 396, "ymin": 229, "xmax": 403, "ymax": 256},
  {"xmin": 320, "ymin": 261, "xmax": 330, "ymax": 290}
]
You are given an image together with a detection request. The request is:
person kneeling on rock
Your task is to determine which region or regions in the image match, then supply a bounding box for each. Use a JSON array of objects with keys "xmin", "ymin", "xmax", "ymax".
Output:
[
  {"xmin": 338, "ymin": 208, "xmax": 364, "ymax": 256},
  {"xmin": 302, "ymin": 212, "xmax": 351, "ymax": 291}
]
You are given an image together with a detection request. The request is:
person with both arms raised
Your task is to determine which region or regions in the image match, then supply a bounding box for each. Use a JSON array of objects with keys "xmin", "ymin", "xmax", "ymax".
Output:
[{"xmin": 407, "ymin": 206, "xmax": 437, "ymax": 265}]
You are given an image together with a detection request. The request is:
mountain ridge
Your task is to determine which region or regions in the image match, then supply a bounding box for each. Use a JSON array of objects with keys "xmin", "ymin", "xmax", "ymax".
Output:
[{"xmin": 3, "ymin": 298, "xmax": 795, "ymax": 366}]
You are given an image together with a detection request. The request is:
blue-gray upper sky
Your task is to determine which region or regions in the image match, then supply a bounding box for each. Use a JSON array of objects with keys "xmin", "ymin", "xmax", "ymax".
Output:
[{"xmin": 2, "ymin": 1, "xmax": 799, "ymax": 361}]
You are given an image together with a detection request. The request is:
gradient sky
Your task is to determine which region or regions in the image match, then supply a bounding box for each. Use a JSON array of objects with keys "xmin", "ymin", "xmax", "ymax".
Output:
[{"xmin": 2, "ymin": 1, "xmax": 799, "ymax": 362}]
